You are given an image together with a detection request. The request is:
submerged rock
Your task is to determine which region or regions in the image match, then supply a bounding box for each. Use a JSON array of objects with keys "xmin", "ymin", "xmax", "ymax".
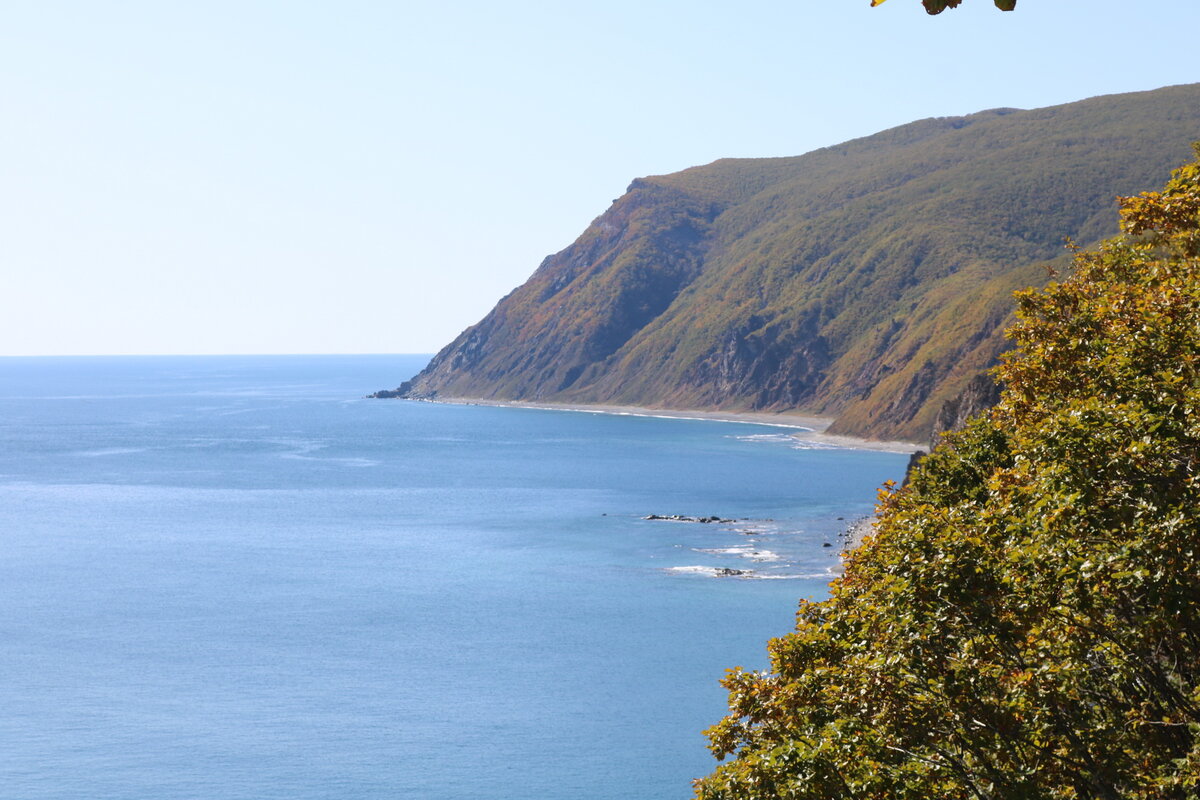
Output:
[{"xmin": 643, "ymin": 514, "xmax": 738, "ymax": 523}]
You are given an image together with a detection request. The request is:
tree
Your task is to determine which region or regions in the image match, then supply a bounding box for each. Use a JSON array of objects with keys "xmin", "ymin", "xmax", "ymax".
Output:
[
  {"xmin": 871, "ymin": 0, "xmax": 1017, "ymax": 14},
  {"xmin": 695, "ymin": 145, "xmax": 1200, "ymax": 799}
]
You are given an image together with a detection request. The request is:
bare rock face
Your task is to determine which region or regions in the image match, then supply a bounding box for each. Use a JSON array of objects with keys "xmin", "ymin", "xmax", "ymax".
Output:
[
  {"xmin": 393, "ymin": 179, "xmax": 722, "ymax": 403},
  {"xmin": 679, "ymin": 314, "xmax": 831, "ymax": 409},
  {"xmin": 931, "ymin": 371, "xmax": 1003, "ymax": 449},
  {"xmin": 899, "ymin": 369, "xmax": 1002, "ymax": 485}
]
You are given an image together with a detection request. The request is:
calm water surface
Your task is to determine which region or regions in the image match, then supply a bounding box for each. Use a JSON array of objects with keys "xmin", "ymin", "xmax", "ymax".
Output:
[{"xmin": 0, "ymin": 355, "xmax": 906, "ymax": 799}]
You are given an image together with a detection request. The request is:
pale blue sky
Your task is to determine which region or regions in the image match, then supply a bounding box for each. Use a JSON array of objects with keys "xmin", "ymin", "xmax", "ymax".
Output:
[{"xmin": 3, "ymin": 0, "xmax": 1198, "ymax": 355}]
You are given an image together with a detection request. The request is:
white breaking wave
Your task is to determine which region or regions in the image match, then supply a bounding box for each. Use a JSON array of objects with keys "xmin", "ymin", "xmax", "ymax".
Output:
[
  {"xmin": 752, "ymin": 572, "xmax": 833, "ymax": 580},
  {"xmin": 730, "ymin": 433, "xmax": 842, "ymax": 451},
  {"xmin": 789, "ymin": 439, "xmax": 842, "ymax": 451},
  {"xmin": 72, "ymin": 447, "xmax": 151, "ymax": 458},
  {"xmin": 694, "ymin": 546, "xmax": 782, "ymax": 562},
  {"xmin": 663, "ymin": 565, "xmax": 830, "ymax": 580},
  {"xmin": 665, "ymin": 565, "xmax": 753, "ymax": 578}
]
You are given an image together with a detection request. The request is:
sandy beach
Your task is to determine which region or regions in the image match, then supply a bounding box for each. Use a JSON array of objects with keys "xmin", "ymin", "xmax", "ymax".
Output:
[{"xmin": 409, "ymin": 397, "xmax": 923, "ymax": 454}]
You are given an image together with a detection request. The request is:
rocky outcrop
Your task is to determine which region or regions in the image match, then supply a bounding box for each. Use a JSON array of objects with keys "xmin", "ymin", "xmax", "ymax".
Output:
[
  {"xmin": 678, "ymin": 314, "xmax": 831, "ymax": 409},
  {"xmin": 930, "ymin": 371, "xmax": 1004, "ymax": 449},
  {"xmin": 901, "ymin": 369, "xmax": 1004, "ymax": 484}
]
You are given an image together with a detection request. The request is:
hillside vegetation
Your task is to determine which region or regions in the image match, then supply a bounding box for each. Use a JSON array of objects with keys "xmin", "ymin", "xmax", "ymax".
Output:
[
  {"xmin": 383, "ymin": 84, "xmax": 1200, "ymax": 443},
  {"xmin": 694, "ymin": 148, "xmax": 1200, "ymax": 799}
]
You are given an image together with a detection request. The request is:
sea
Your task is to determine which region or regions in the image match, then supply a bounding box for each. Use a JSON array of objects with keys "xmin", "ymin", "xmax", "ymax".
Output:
[{"xmin": 0, "ymin": 355, "xmax": 907, "ymax": 800}]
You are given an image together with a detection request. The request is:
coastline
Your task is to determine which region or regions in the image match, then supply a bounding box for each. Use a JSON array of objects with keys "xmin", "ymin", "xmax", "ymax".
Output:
[{"xmin": 406, "ymin": 396, "xmax": 922, "ymax": 455}]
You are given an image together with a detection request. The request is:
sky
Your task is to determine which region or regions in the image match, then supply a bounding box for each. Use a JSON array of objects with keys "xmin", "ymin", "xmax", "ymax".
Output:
[{"xmin": 2, "ymin": 0, "xmax": 1198, "ymax": 356}]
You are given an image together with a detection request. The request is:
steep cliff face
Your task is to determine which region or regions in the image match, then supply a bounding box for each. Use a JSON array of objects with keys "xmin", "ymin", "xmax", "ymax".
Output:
[
  {"xmin": 394, "ymin": 180, "xmax": 722, "ymax": 401},
  {"xmin": 382, "ymin": 84, "xmax": 1200, "ymax": 442},
  {"xmin": 931, "ymin": 371, "xmax": 1005, "ymax": 449}
]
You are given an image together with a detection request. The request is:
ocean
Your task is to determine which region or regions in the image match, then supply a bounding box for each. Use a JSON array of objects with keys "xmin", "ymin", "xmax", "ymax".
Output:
[{"xmin": 0, "ymin": 355, "xmax": 906, "ymax": 799}]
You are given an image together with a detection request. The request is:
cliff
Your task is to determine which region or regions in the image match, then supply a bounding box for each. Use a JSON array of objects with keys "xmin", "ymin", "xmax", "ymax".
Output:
[{"xmin": 379, "ymin": 84, "xmax": 1200, "ymax": 442}]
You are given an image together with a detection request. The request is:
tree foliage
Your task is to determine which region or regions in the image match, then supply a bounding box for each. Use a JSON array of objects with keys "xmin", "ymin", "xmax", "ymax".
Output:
[
  {"xmin": 870, "ymin": 0, "xmax": 1016, "ymax": 13},
  {"xmin": 695, "ymin": 145, "xmax": 1200, "ymax": 799}
]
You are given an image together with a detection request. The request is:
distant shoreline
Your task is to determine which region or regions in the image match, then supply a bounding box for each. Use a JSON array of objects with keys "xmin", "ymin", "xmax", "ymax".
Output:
[{"xmin": 401, "ymin": 396, "xmax": 922, "ymax": 455}]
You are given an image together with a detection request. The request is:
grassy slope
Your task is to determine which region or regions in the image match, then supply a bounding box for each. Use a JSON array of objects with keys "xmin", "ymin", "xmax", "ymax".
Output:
[{"xmin": 396, "ymin": 84, "xmax": 1200, "ymax": 442}]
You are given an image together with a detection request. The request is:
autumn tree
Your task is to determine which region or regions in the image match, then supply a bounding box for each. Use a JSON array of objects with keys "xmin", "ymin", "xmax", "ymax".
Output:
[
  {"xmin": 695, "ymin": 145, "xmax": 1200, "ymax": 799},
  {"xmin": 871, "ymin": 0, "xmax": 1017, "ymax": 13}
]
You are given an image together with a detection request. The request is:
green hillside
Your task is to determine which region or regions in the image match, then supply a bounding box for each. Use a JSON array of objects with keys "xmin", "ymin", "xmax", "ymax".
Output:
[{"xmin": 379, "ymin": 84, "xmax": 1200, "ymax": 442}]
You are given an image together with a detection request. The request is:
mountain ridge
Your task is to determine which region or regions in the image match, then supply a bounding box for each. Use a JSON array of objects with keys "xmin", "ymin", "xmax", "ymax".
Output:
[{"xmin": 378, "ymin": 83, "xmax": 1200, "ymax": 442}]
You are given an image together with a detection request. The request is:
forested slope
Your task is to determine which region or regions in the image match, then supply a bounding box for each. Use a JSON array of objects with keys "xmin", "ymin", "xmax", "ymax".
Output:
[{"xmin": 380, "ymin": 84, "xmax": 1200, "ymax": 442}]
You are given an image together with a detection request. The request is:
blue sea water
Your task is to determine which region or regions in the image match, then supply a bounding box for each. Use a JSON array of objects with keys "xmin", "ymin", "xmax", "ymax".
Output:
[{"xmin": 0, "ymin": 355, "xmax": 906, "ymax": 799}]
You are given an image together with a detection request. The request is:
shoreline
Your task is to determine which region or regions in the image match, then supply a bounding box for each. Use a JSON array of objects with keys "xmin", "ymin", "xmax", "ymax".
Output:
[{"xmin": 405, "ymin": 396, "xmax": 922, "ymax": 454}]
